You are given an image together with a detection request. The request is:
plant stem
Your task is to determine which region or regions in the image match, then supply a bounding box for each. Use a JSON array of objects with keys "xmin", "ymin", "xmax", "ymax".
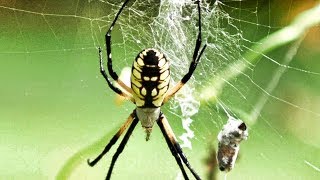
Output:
[{"xmin": 56, "ymin": 126, "xmax": 119, "ymax": 180}]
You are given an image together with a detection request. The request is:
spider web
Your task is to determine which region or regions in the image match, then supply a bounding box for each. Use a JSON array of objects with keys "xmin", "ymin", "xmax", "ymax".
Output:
[{"xmin": 1, "ymin": 0, "xmax": 320, "ymax": 179}]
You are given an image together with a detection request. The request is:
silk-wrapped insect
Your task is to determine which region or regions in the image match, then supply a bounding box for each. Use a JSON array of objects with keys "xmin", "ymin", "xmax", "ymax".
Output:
[{"xmin": 217, "ymin": 117, "xmax": 248, "ymax": 172}]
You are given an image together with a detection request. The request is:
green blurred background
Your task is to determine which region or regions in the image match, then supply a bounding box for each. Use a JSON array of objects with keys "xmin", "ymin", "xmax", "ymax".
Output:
[{"xmin": 1, "ymin": 0, "xmax": 320, "ymax": 179}]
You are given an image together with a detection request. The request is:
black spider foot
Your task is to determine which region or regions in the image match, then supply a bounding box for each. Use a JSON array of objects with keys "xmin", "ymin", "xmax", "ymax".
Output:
[{"xmin": 87, "ymin": 158, "xmax": 95, "ymax": 167}]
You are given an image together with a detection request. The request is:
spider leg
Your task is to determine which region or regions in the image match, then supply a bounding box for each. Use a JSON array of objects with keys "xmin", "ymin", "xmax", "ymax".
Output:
[
  {"xmin": 163, "ymin": 0, "xmax": 207, "ymax": 104},
  {"xmin": 87, "ymin": 110, "xmax": 136, "ymax": 166},
  {"xmin": 105, "ymin": 114, "xmax": 139, "ymax": 180},
  {"xmin": 104, "ymin": 0, "xmax": 132, "ymax": 94},
  {"xmin": 99, "ymin": 47, "xmax": 134, "ymax": 102},
  {"xmin": 157, "ymin": 114, "xmax": 190, "ymax": 180},
  {"xmin": 158, "ymin": 114, "xmax": 202, "ymax": 180}
]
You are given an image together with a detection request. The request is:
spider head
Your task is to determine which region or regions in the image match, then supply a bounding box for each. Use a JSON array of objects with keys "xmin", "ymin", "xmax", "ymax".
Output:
[{"xmin": 136, "ymin": 107, "xmax": 161, "ymax": 141}]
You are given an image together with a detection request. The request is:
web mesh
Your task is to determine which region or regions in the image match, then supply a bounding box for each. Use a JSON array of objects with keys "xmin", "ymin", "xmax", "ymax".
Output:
[{"xmin": 1, "ymin": 0, "xmax": 320, "ymax": 179}]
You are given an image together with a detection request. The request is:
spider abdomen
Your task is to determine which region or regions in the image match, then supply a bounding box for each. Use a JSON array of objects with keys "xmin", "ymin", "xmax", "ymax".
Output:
[{"xmin": 131, "ymin": 48, "xmax": 170, "ymax": 108}]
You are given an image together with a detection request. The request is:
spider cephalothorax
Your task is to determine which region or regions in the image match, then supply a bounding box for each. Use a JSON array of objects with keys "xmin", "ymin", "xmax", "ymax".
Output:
[{"xmin": 87, "ymin": 0, "xmax": 207, "ymax": 180}]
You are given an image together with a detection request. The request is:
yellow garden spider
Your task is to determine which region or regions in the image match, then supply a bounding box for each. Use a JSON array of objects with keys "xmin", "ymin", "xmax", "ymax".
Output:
[{"xmin": 87, "ymin": 0, "xmax": 206, "ymax": 179}]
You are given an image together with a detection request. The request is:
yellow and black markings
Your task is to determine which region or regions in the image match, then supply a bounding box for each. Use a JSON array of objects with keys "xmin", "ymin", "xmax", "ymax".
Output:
[{"xmin": 131, "ymin": 48, "xmax": 170, "ymax": 107}]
